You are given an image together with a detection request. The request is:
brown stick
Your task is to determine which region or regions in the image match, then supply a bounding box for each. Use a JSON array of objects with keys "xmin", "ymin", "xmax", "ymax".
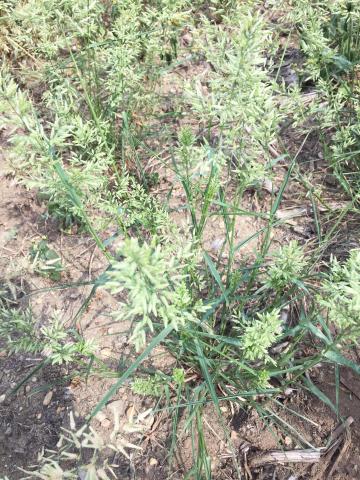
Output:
[
  {"xmin": 249, "ymin": 449, "xmax": 321, "ymax": 468},
  {"xmin": 248, "ymin": 417, "xmax": 354, "ymax": 471}
]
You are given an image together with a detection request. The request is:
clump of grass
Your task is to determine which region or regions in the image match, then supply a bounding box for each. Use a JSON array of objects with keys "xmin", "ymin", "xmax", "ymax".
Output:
[
  {"xmin": 281, "ymin": 0, "xmax": 360, "ymax": 198},
  {"xmin": 105, "ymin": 237, "xmax": 207, "ymax": 351},
  {"xmin": 0, "ymin": 306, "xmax": 95, "ymax": 365},
  {"xmin": 29, "ymin": 239, "xmax": 63, "ymax": 281},
  {"xmin": 319, "ymin": 248, "xmax": 360, "ymax": 335},
  {"xmin": 266, "ymin": 240, "xmax": 307, "ymax": 291},
  {"xmin": 1, "ymin": 0, "xmax": 360, "ymax": 478},
  {"xmin": 240, "ymin": 308, "xmax": 283, "ymax": 363},
  {"xmin": 131, "ymin": 375, "xmax": 164, "ymax": 397}
]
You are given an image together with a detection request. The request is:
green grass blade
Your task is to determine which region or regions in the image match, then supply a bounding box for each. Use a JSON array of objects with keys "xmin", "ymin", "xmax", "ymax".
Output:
[
  {"xmin": 324, "ymin": 349, "xmax": 360, "ymax": 375},
  {"xmin": 303, "ymin": 375, "xmax": 337, "ymax": 415},
  {"xmin": 194, "ymin": 339, "xmax": 242, "ymax": 479},
  {"xmin": 11, "ymin": 358, "xmax": 50, "ymax": 395},
  {"xmin": 203, "ymin": 252, "xmax": 227, "ymax": 302},
  {"xmin": 89, "ymin": 325, "xmax": 173, "ymax": 419},
  {"xmin": 53, "ymin": 162, "xmax": 111, "ymax": 260}
]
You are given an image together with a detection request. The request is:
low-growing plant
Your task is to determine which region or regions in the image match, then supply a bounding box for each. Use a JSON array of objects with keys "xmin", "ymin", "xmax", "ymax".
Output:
[
  {"xmin": 319, "ymin": 248, "xmax": 360, "ymax": 336},
  {"xmin": 288, "ymin": 0, "xmax": 360, "ymax": 80},
  {"xmin": 0, "ymin": 307, "xmax": 95, "ymax": 365},
  {"xmin": 281, "ymin": 0, "xmax": 360, "ymax": 197},
  {"xmin": 105, "ymin": 237, "xmax": 208, "ymax": 351},
  {"xmin": 20, "ymin": 407, "xmax": 149, "ymax": 479},
  {"xmin": 30, "ymin": 239, "xmax": 63, "ymax": 281},
  {"xmin": 2, "ymin": 0, "xmax": 360, "ymax": 478},
  {"xmin": 131, "ymin": 374, "xmax": 164, "ymax": 397},
  {"xmin": 266, "ymin": 240, "xmax": 307, "ymax": 291}
]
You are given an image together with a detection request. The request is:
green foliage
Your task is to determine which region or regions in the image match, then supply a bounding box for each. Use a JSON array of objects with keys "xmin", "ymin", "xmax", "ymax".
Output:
[
  {"xmin": 0, "ymin": 0, "xmax": 105, "ymax": 59},
  {"xmin": 0, "ymin": 0, "xmax": 193, "ymax": 234},
  {"xmin": 0, "ymin": 307, "xmax": 95, "ymax": 364},
  {"xmin": 131, "ymin": 375, "xmax": 163, "ymax": 397},
  {"xmin": 175, "ymin": 128, "xmax": 223, "ymax": 238},
  {"xmin": 105, "ymin": 238, "xmax": 208, "ymax": 351},
  {"xmin": 186, "ymin": 3, "xmax": 281, "ymax": 167},
  {"xmin": 105, "ymin": 174, "xmax": 175, "ymax": 238},
  {"xmin": 240, "ymin": 309, "xmax": 282, "ymax": 363},
  {"xmin": 289, "ymin": 0, "xmax": 360, "ymax": 79},
  {"xmin": 0, "ymin": 307, "xmax": 43, "ymax": 354},
  {"xmin": 319, "ymin": 249, "xmax": 360, "ymax": 336},
  {"xmin": 284, "ymin": 0, "xmax": 360, "ymax": 195},
  {"xmin": 30, "ymin": 239, "xmax": 63, "ymax": 281},
  {"xmin": 0, "ymin": 69, "xmax": 110, "ymax": 228},
  {"xmin": 2, "ymin": 0, "xmax": 360, "ymax": 477},
  {"xmin": 172, "ymin": 367, "xmax": 185, "ymax": 385},
  {"xmin": 266, "ymin": 241, "xmax": 307, "ymax": 291}
]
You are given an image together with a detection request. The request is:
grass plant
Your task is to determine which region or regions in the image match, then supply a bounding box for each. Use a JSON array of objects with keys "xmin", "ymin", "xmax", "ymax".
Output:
[{"xmin": 1, "ymin": 0, "xmax": 360, "ymax": 478}]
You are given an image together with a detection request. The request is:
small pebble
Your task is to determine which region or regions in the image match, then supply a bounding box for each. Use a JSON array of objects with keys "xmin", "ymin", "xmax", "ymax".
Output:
[
  {"xmin": 95, "ymin": 411, "xmax": 107, "ymax": 423},
  {"xmin": 101, "ymin": 418, "xmax": 111, "ymax": 428},
  {"xmin": 126, "ymin": 405, "xmax": 135, "ymax": 420},
  {"xmin": 25, "ymin": 385, "xmax": 31, "ymax": 393},
  {"xmin": 261, "ymin": 178, "xmax": 277, "ymax": 193},
  {"xmin": 37, "ymin": 413, "xmax": 42, "ymax": 420},
  {"xmin": 0, "ymin": 394, "xmax": 6, "ymax": 403},
  {"xmin": 100, "ymin": 348, "xmax": 113, "ymax": 359},
  {"xmin": 43, "ymin": 390, "xmax": 53, "ymax": 406},
  {"xmin": 149, "ymin": 458, "xmax": 158, "ymax": 466},
  {"xmin": 210, "ymin": 238, "xmax": 223, "ymax": 252},
  {"xmin": 182, "ymin": 33, "xmax": 192, "ymax": 47},
  {"xmin": 107, "ymin": 399, "xmax": 126, "ymax": 417},
  {"xmin": 32, "ymin": 377, "xmax": 38, "ymax": 383}
]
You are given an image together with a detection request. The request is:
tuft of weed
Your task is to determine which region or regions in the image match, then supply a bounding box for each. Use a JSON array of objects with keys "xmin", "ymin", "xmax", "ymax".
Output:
[{"xmin": 1, "ymin": 0, "xmax": 360, "ymax": 478}]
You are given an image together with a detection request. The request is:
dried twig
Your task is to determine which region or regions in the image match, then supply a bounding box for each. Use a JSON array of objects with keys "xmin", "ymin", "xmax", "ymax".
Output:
[
  {"xmin": 327, "ymin": 428, "xmax": 351, "ymax": 478},
  {"xmin": 326, "ymin": 416, "xmax": 353, "ymax": 447},
  {"xmin": 248, "ymin": 416, "xmax": 353, "ymax": 474},
  {"xmin": 249, "ymin": 449, "xmax": 321, "ymax": 468}
]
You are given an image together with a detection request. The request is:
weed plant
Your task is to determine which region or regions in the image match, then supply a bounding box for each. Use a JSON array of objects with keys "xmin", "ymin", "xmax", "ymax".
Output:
[
  {"xmin": 1, "ymin": 0, "xmax": 360, "ymax": 478},
  {"xmin": 282, "ymin": 0, "xmax": 360, "ymax": 197}
]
